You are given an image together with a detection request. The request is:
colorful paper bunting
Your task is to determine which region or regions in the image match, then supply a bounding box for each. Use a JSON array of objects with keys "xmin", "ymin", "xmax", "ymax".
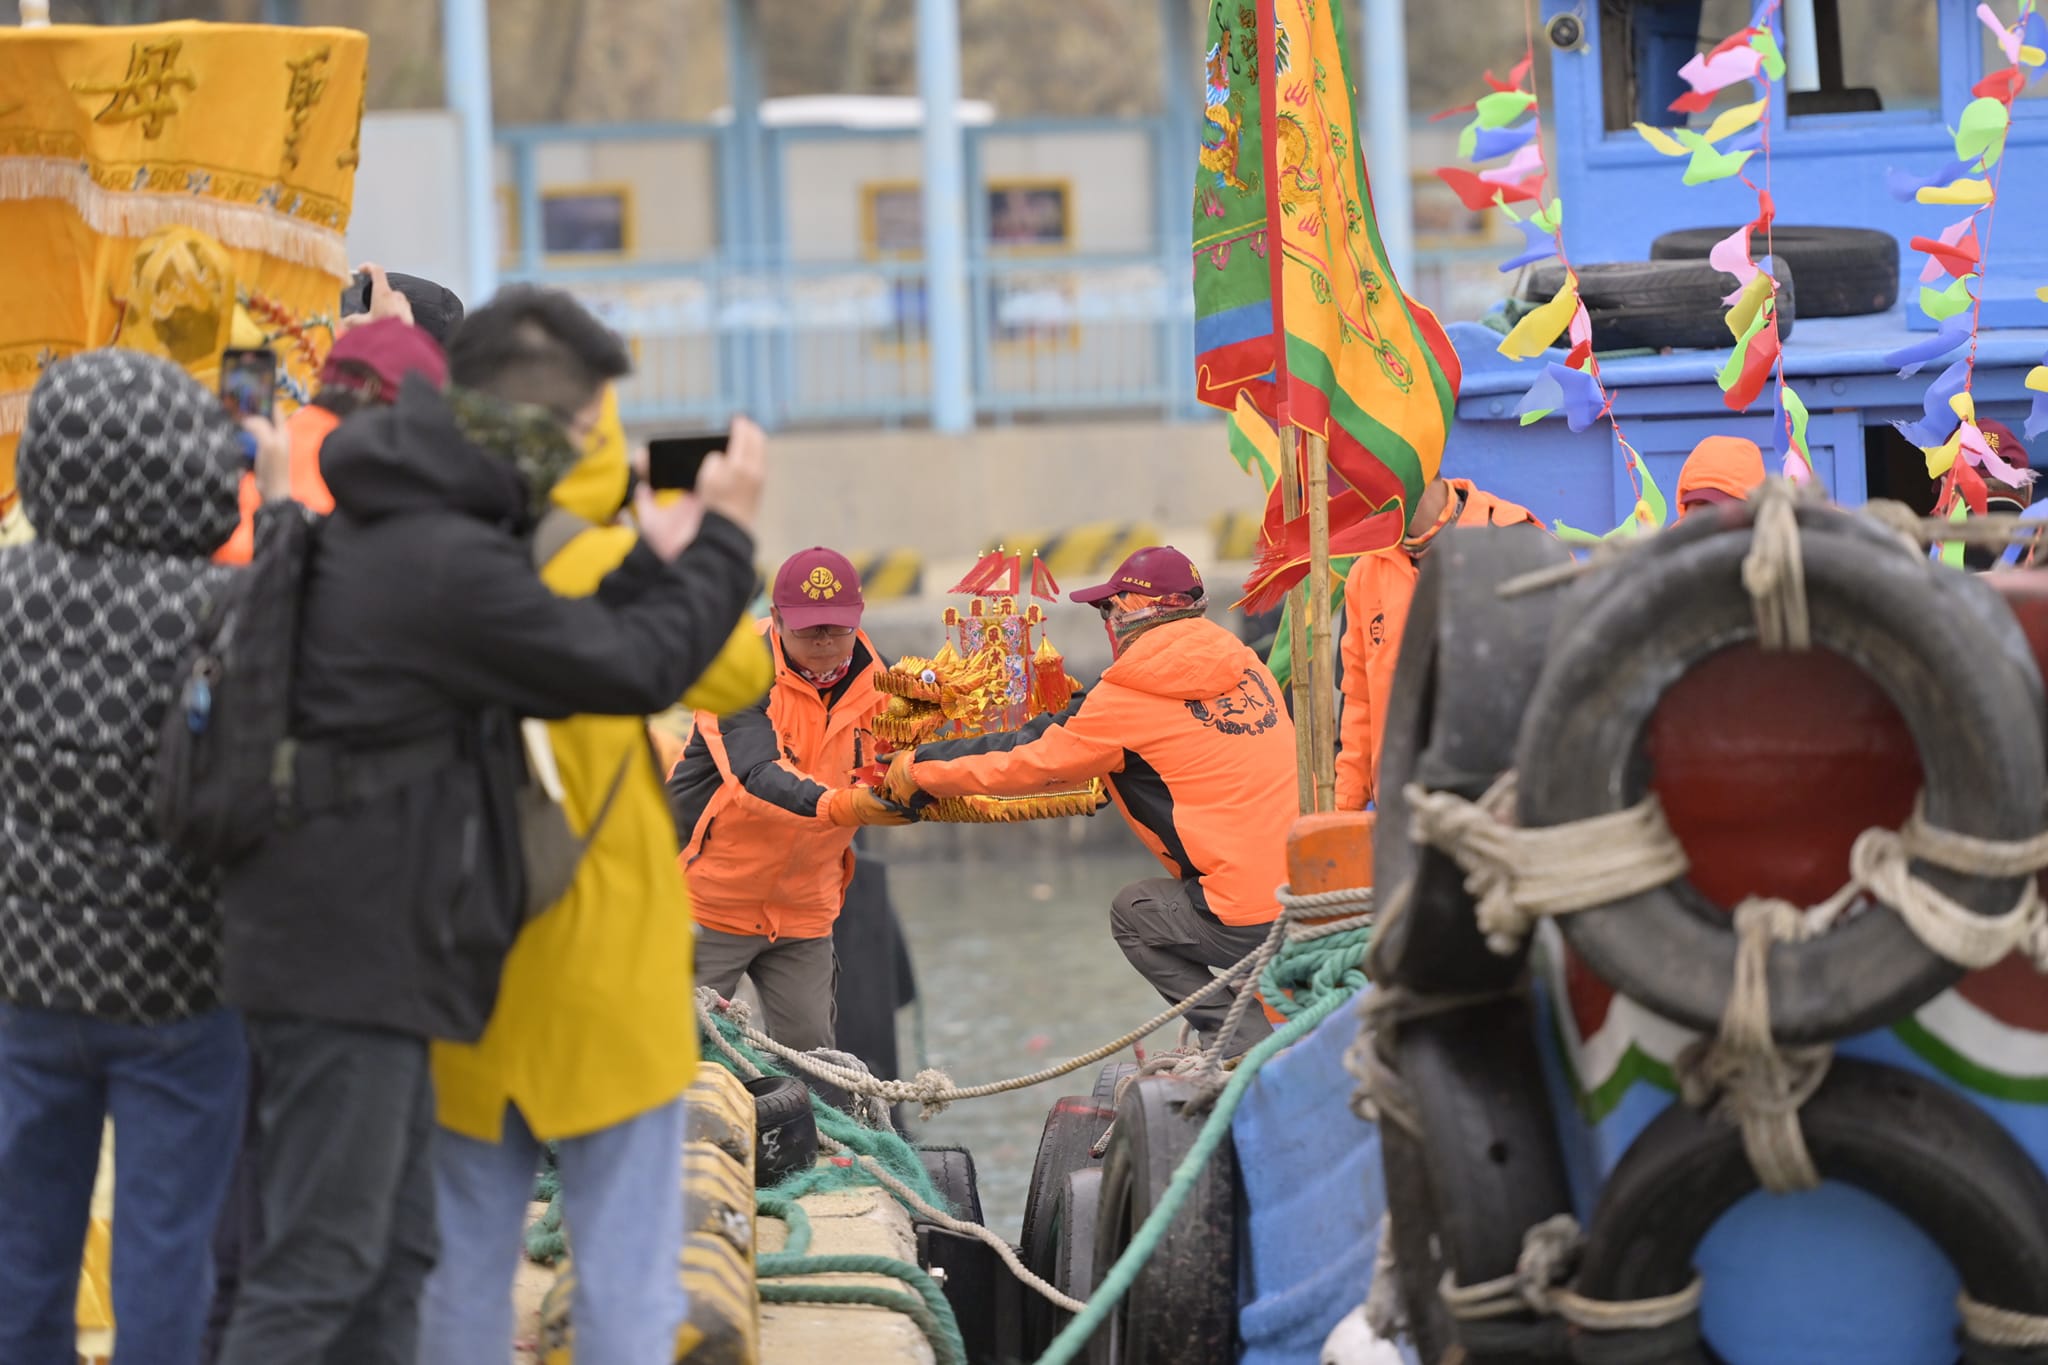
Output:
[
  {"xmin": 1499, "ymin": 216, "xmax": 1558, "ymax": 273},
  {"xmin": 1678, "ymin": 45, "xmax": 1763, "ymax": 95},
  {"xmin": 1920, "ymin": 273, "xmax": 1979, "ymax": 322},
  {"xmin": 1895, "ymin": 360, "xmax": 1972, "ymax": 447},
  {"xmin": 1749, "ymin": 26, "xmax": 1787, "ymax": 80},
  {"xmin": 1499, "ymin": 279, "xmax": 1580, "ymax": 360},
  {"xmin": 1470, "ymin": 122, "xmax": 1539, "ymax": 161},
  {"xmin": 1890, "ymin": 158, "xmax": 1974, "ymax": 202},
  {"xmin": 1776, "ymin": 382, "xmax": 1813, "ymax": 479},
  {"xmin": 1702, "ymin": 98, "xmax": 1767, "ymax": 144},
  {"xmin": 1474, "ymin": 90, "xmax": 1538, "ymax": 127},
  {"xmin": 1913, "ymin": 220, "xmax": 1981, "ymax": 282},
  {"xmin": 1675, "ymin": 128, "xmax": 1755, "ymax": 185},
  {"xmin": 1436, "ymin": 165, "xmax": 1543, "ymax": 210},
  {"xmin": 1953, "ymin": 97, "xmax": 2011, "ymax": 169},
  {"xmin": 1919, "ymin": 178, "xmax": 1996, "ymax": 206},
  {"xmin": 1886, "ymin": 318, "xmax": 1974, "ymax": 377}
]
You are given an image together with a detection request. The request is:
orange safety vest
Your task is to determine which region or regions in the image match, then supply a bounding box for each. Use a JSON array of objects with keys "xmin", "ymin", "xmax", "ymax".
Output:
[{"xmin": 215, "ymin": 403, "xmax": 338, "ymax": 566}]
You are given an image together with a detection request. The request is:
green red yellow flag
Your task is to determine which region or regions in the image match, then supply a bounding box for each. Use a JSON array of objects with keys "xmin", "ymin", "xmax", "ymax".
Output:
[{"xmin": 1195, "ymin": 0, "xmax": 1462, "ymax": 613}]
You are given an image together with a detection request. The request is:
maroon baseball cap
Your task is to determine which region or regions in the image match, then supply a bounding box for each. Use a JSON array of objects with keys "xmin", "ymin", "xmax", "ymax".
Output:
[
  {"xmin": 773, "ymin": 547, "xmax": 864, "ymax": 630},
  {"xmin": 318, "ymin": 317, "xmax": 448, "ymax": 400},
  {"xmin": 1070, "ymin": 546, "xmax": 1205, "ymax": 606}
]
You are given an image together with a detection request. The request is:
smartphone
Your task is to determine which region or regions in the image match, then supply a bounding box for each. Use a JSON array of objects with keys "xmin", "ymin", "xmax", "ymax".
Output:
[
  {"xmin": 646, "ymin": 433, "xmax": 725, "ymax": 492},
  {"xmin": 340, "ymin": 270, "xmax": 373, "ymax": 317},
  {"xmin": 219, "ymin": 347, "xmax": 277, "ymax": 422}
]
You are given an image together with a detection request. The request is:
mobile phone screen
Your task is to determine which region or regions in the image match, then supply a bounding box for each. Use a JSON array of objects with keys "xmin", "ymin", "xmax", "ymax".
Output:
[
  {"xmin": 219, "ymin": 348, "xmax": 278, "ymax": 422},
  {"xmin": 646, "ymin": 433, "xmax": 724, "ymax": 492}
]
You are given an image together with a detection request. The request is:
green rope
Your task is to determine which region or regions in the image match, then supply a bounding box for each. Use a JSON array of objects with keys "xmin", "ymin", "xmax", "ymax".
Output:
[
  {"xmin": 756, "ymin": 1190, "xmax": 813, "ymax": 1256},
  {"xmin": 758, "ymin": 1251, "xmax": 967, "ymax": 1365},
  {"xmin": 699, "ymin": 1007, "xmax": 952, "ymax": 1216},
  {"xmin": 1030, "ymin": 920, "xmax": 1371, "ymax": 1365}
]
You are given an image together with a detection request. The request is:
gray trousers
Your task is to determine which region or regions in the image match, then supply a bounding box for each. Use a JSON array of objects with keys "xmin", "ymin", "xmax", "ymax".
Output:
[
  {"xmin": 1111, "ymin": 877, "xmax": 1275, "ymax": 1058},
  {"xmin": 695, "ymin": 927, "xmax": 840, "ymax": 1053},
  {"xmin": 216, "ymin": 1017, "xmax": 437, "ymax": 1365}
]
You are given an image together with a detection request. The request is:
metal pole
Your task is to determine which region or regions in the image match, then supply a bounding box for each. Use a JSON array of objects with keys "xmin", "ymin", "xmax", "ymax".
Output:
[
  {"xmin": 1305, "ymin": 431, "xmax": 1336, "ymax": 813},
  {"xmin": 1360, "ymin": 0, "xmax": 1414, "ymax": 283},
  {"xmin": 1279, "ymin": 433, "xmax": 1315, "ymax": 815},
  {"xmin": 1157, "ymin": 0, "xmax": 1198, "ymax": 417},
  {"xmin": 722, "ymin": 0, "xmax": 769, "ymax": 421},
  {"xmin": 915, "ymin": 0, "xmax": 974, "ymax": 432},
  {"xmin": 443, "ymin": 0, "xmax": 500, "ymax": 309},
  {"xmin": 1782, "ymin": 0, "xmax": 1822, "ymax": 94}
]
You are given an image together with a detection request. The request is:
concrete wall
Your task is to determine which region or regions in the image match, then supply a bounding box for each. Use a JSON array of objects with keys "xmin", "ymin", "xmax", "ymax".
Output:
[
  {"xmin": 746, "ymin": 416, "xmax": 1254, "ymax": 568},
  {"xmin": 346, "ymin": 111, "xmax": 468, "ymax": 290}
]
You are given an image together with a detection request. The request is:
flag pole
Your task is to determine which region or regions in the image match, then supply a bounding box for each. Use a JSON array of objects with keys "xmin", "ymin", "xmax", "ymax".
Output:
[
  {"xmin": 1305, "ymin": 430, "xmax": 1337, "ymax": 812},
  {"xmin": 1278, "ymin": 432, "xmax": 1316, "ymax": 814}
]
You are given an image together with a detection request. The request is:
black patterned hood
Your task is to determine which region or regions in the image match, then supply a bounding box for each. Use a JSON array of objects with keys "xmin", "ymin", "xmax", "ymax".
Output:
[{"xmin": 16, "ymin": 348, "xmax": 244, "ymax": 558}]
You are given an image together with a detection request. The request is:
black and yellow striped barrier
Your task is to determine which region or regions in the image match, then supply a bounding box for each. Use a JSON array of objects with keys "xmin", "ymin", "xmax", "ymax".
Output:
[
  {"xmin": 1002, "ymin": 521, "xmax": 1161, "ymax": 583},
  {"xmin": 849, "ymin": 547, "xmax": 924, "ymax": 602},
  {"xmin": 1210, "ymin": 509, "xmax": 1264, "ymax": 562},
  {"xmin": 541, "ymin": 1066, "xmax": 759, "ymax": 1364}
]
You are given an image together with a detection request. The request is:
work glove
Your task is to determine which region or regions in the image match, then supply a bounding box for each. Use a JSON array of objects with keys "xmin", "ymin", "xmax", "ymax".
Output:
[
  {"xmin": 883, "ymin": 749, "xmax": 924, "ymax": 805},
  {"xmin": 823, "ymin": 787, "xmax": 914, "ymax": 828}
]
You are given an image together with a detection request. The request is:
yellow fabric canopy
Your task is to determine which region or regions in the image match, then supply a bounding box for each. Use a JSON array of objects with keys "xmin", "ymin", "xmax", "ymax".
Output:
[{"xmin": 0, "ymin": 20, "xmax": 368, "ymax": 514}]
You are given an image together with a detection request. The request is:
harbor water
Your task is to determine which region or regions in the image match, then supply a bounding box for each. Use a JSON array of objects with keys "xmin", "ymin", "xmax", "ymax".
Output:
[{"xmin": 883, "ymin": 848, "xmax": 1182, "ymax": 1238}]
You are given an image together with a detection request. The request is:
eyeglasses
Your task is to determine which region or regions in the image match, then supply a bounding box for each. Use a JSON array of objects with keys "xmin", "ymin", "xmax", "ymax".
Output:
[{"xmin": 787, "ymin": 625, "xmax": 856, "ymax": 643}]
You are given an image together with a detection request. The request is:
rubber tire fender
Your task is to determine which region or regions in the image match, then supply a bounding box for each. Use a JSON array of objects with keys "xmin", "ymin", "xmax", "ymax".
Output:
[
  {"xmin": 1021, "ymin": 1096, "xmax": 1116, "ymax": 1354},
  {"xmin": 1651, "ymin": 224, "xmax": 1898, "ymax": 318},
  {"xmin": 1371, "ymin": 524, "xmax": 1577, "ymax": 995},
  {"xmin": 1521, "ymin": 258, "xmax": 1796, "ymax": 351},
  {"xmin": 744, "ymin": 1075, "xmax": 819, "ymax": 1187},
  {"xmin": 1088, "ymin": 1075, "xmax": 1240, "ymax": 1365},
  {"xmin": 1092, "ymin": 1060, "xmax": 1141, "ymax": 1106},
  {"xmin": 1569, "ymin": 1058, "xmax": 2048, "ymax": 1365},
  {"xmin": 1381, "ymin": 999, "xmax": 1576, "ymax": 1364},
  {"xmin": 915, "ymin": 1143, "xmax": 985, "ymax": 1225},
  {"xmin": 1055, "ymin": 1168, "xmax": 1106, "ymax": 1310},
  {"xmin": 1516, "ymin": 508, "xmax": 2047, "ymax": 1044}
]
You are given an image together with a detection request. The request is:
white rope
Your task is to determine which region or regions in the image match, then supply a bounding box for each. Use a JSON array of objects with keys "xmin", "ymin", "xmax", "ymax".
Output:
[
  {"xmin": 1438, "ymin": 1215, "xmax": 1703, "ymax": 1333},
  {"xmin": 852, "ymin": 1155, "xmax": 1086, "ymax": 1315},
  {"xmin": 1741, "ymin": 479, "xmax": 1812, "ymax": 651},
  {"xmin": 1406, "ymin": 774, "xmax": 1690, "ymax": 955},
  {"xmin": 1835, "ymin": 808, "xmax": 2048, "ymax": 971},
  {"xmin": 1674, "ymin": 900, "xmax": 1830, "ymax": 1193},
  {"xmin": 1362, "ymin": 1218, "xmax": 1407, "ymax": 1341},
  {"xmin": 1958, "ymin": 1291, "xmax": 2048, "ymax": 1348}
]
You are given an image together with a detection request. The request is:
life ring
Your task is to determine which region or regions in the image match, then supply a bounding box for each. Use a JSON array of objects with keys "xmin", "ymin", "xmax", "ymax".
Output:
[
  {"xmin": 1089, "ymin": 1076, "xmax": 1240, "ymax": 1365},
  {"xmin": 744, "ymin": 1074, "xmax": 818, "ymax": 1186},
  {"xmin": 1651, "ymin": 225, "xmax": 1898, "ymax": 319},
  {"xmin": 1379, "ymin": 997, "xmax": 1576, "ymax": 1363},
  {"xmin": 1371, "ymin": 524, "xmax": 1576, "ymax": 995},
  {"xmin": 1568, "ymin": 1058, "xmax": 2048, "ymax": 1365},
  {"xmin": 1021, "ymin": 1094, "xmax": 1117, "ymax": 1353},
  {"xmin": 1516, "ymin": 502, "xmax": 2047, "ymax": 1043}
]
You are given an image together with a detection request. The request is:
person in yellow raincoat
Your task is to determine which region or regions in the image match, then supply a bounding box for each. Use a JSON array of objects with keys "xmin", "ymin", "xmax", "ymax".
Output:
[{"xmin": 418, "ymin": 389, "xmax": 772, "ymax": 1365}]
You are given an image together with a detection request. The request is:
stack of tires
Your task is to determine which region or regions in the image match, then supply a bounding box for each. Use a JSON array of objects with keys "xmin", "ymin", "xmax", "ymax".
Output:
[
  {"xmin": 1511, "ymin": 226, "xmax": 1896, "ymax": 351},
  {"xmin": 1016, "ymin": 1061, "xmax": 1240, "ymax": 1365},
  {"xmin": 1368, "ymin": 505, "xmax": 2048, "ymax": 1364}
]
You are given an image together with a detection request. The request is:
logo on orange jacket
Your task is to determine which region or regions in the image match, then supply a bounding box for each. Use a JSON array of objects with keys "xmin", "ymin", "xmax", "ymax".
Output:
[{"xmin": 1186, "ymin": 669, "xmax": 1279, "ymax": 736}]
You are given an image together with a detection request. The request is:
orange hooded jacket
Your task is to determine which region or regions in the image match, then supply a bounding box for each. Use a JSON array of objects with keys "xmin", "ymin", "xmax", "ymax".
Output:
[
  {"xmin": 669, "ymin": 623, "xmax": 890, "ymax": 941},
  {"xmin": 911, "ymin": 615, "xmax": 1297, "ymax": 927},
  {"xmin": 1336, "ymin": 479, "xmax": 1543, "ymax": 810}
]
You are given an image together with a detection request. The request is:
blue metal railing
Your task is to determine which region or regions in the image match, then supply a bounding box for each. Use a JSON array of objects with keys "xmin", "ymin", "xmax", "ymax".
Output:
[{"xmin": 498, "ymin": 119, "xmax": 1512, "ymax": 430}]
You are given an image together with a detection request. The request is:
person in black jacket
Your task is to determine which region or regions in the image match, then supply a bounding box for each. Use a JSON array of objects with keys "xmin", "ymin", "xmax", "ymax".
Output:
[
  {"xmin": 216, "ymin": 286, "xmax": 765, "ymax": 1365},
  {"xmin": 0, "ymin": 350, "xmax": 261, "ymax": 1365}
]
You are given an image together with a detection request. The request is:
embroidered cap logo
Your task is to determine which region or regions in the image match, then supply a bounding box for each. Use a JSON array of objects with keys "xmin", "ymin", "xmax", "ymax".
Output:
[{"xmin": 804, "ymin": 566, "xmax": 842, "ymax": 600}]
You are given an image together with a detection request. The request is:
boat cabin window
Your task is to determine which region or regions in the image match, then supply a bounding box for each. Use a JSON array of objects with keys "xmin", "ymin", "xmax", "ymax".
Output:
[{"xmin": 1600, "ymin": 0, "xmax": 1942, "ymax": 132}]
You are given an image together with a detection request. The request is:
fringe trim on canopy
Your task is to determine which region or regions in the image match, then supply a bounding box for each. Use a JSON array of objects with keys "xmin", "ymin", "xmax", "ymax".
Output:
[
  {"xmin": 0, "ymin": 157, "xmax": 350, "ymax": 276},
  {"xmin": 0, "ymin": 390, "xmax": 27, "ymax": 436},
  {"xmin": 919, "ymin": 781, "xmax": 1107, "ymax": 824}
]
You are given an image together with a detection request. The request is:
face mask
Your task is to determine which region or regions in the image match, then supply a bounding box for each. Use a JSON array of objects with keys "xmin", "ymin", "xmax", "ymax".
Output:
[{"xmin": 794, "ymin": 658, "xmax": 852, "ymax": 688}]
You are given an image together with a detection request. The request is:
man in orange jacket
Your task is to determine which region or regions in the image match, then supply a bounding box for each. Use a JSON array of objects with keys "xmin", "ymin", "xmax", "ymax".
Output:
[
  {"xmin": 887, "ymin": 547, "xmax": 1297, "ymax": 1058},
  {"xmin": 1676, "ymin": 435, "xmax": 1767, "ymax": 520},
  {"xmin": 1336, "ymin": 474, "xmax": 1543, "ymax": 811},
  {"xmin": 668, "ymin": 548, "xmax": 907, "ymax": 1051}
]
